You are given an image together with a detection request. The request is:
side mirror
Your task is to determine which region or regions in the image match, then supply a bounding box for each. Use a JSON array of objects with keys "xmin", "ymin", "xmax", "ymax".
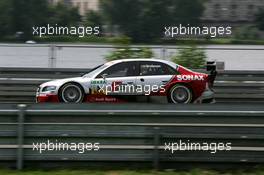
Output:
[{"xmin": 101, "ymin": 73, "xmax": 108, "ymax": 79}]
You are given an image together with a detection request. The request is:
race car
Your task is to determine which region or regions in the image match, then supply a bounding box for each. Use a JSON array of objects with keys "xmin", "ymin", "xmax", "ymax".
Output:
[{"xmin": 36, "ymin": 59, "xmax": 217, "ymax": 104}]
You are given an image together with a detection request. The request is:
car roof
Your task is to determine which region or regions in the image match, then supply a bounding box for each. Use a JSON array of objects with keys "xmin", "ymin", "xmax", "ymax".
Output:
[{"xmin": 107, "ymin": 58, "xmax": 177, "ymax": 66}]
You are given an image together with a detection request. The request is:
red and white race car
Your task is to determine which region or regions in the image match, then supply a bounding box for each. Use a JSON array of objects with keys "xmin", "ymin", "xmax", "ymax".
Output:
[{"xmin": 36, "ymin": 59, "xmax": 217, "ymax": 104}]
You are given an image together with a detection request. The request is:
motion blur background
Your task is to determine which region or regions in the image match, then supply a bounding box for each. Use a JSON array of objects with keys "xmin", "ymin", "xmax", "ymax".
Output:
[
  {"xmin": 0, "ymin": 0, "xmax": 264, "ymax": 69},
  {"xmin": 0, "ymin": 1, "xmax": 264, "ymax": 173}
]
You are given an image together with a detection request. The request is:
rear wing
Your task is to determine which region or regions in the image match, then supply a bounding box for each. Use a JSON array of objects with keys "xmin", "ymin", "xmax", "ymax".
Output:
[
  {"xmin": 206, "ymin": 61, "xmax": 217, "ymax": 72},
  {"xmin": 206, "ymin": 61, "xmax": 217, "ymax": 85}
]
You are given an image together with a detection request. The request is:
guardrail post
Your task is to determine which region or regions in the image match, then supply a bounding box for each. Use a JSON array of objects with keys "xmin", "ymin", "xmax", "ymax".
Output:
[
  {"xmin": 17, "ymin": 104, "xmax": 26, "ymax": 170},
  {"xmin": 49, "ymin": 44, "xmax": 57, "ymax": 68},
  {"xmin": 153, "ymin": 127, "xmax": 160, "ymax": 170},
  {"xmin": 161, "ymin": 47, "xmax": 166, "ymax": 59}
]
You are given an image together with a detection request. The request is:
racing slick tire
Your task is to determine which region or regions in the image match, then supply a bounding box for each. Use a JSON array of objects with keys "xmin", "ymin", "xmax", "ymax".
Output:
[
  {"xmin": 168, "ymin": 84, "xmax": 192, "ymax": 104},
  {"xmin": 59, "ymin": 83, "xmax": 85, "ymax": 103}
]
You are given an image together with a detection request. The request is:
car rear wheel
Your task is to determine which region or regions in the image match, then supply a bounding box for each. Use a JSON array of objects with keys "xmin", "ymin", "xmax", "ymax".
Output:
[
  {"xmin": 59, "ymin": 83, "xmax": 84, "ymax": 103},
  {"xmin": 168, "ymin": 84, "xmax": 192, "ymax": 104}
]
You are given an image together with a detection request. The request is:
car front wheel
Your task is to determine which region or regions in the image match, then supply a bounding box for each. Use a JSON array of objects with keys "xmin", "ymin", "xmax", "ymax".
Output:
[
  {"xmin": 168, "ymin": 84, "xmax": 192, "ymax": 104},
  {"xmin": 59, "ymin": 83, "xmax": 84, "ymax": 103}
]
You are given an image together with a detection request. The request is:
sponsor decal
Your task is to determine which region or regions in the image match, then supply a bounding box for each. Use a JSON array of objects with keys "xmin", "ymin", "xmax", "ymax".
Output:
[
  {"xmin": 91, "ymin": 80, "xmax": 107, "ymax": 85},
  {"xmin": 176, "ymin": 75, "xmax": 204, "ymax": 81},
  {"xmin": 90, "ymin": 80, "xmax": 107, "ymax": 95}
]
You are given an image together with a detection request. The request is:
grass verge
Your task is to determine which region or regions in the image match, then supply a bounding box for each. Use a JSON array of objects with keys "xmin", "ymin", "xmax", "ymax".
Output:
[{"xmin": 0, "ymin": 169, "xmax": 264, "ymax": 175}]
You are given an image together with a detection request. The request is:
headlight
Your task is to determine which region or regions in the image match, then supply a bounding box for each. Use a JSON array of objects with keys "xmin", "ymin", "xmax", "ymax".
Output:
[{"xmin": 42, "ymin": 86, "xmax": 57, "ymax": 92}]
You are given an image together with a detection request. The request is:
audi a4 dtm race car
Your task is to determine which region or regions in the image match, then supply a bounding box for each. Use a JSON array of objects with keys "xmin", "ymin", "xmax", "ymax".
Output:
[{"xmin": 36, "ymin": 59, "xmax": 217, "ymax": 104}]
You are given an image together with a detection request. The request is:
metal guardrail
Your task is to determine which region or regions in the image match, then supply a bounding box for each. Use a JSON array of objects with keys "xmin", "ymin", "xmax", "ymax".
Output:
[
  {"xmin": 0, "ymin": 103, "xmax": 263, "ymax": 170},
  {"xmin": 1, "ymin": 68, "xmax": 264, "ymax": 103}
]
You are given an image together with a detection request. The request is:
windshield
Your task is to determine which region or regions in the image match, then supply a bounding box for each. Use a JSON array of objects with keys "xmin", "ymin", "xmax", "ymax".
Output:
[{"xmin": 83, "ymin": 64, "xmax": 107, "ymax": 78}]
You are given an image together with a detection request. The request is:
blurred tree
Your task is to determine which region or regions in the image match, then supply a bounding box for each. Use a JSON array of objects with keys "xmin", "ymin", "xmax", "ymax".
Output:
[
  {"xmin": 137, "ymin": 0, "xmax": 172, "ymax": 41},
  {"xmin": 84, "ymin": 10, "xmax": 103, "ymax": 27},
  {"xmin": 100, "ymin": 0, "xmax": 142, "ymax": 40},
  {"xmin": 11, "ymin": 0, "xmax": 50, "ymax": 39},
  {"xmin": 0, "ymin": 0, "xmax": 81, "ymax": 40},
  {"xmin": 234, "ymin": 26, "xmax": 259, "ymax": 40},
  {"xmin": 0, "ymin": 0, "xmax": 13, "ymax": 38},
  {"xmin": 255, "ymin": 9, "xmax": 264, "ymax": 31},
  {"xmin": 49, "ymin": 2, "xmax": 81, "ymax": 26},
  {"xmin": 171, "ymin": 0, "xmax": 204, "ymax": 25},
  {"xmin": 171, "ymin": 46, "xmax": 206, "ymax": 69},
  {"xmin": 105, "ymin": 35, "xmax": 153, "ymax": 61},
  {"xmin": 100, "ymin": 0, "xmax": 204, "ymax": 42},
  {"xmin": 106, "ymin": 48, "xmax": 153, "ymax": 61}
]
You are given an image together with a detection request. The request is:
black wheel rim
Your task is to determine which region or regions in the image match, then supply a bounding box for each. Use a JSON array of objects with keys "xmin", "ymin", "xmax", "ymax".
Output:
[{"xmin": 171, "ymin": 86, "xmax": 190, "ymax": 103}]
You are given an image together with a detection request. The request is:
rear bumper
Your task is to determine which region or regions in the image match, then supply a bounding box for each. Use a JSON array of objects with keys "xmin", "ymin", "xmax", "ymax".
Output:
[
  {"xmin": 194, "ymin": 88, "xmax": 215, "ymax": 104},
  {"xmin": 202, "ymin": 97, "xmax": 215, "ymax": 103}
]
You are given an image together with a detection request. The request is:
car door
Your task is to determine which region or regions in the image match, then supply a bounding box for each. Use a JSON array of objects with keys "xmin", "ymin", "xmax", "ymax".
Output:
[
  {"xmin": 94, "ymin": 61, "xmax": 138, "ymax": 95},
  {"xmin": 136, "ymin": 61, "xmax": 177, "ymax": 95}
]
